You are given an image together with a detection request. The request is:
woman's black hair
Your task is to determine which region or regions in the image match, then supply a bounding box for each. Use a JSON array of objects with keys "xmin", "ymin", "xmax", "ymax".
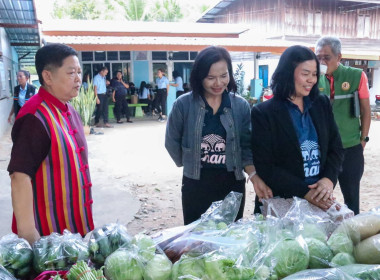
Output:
[
  {"xmin": 172, "ymin": 70, "xmax": 180, "ymax": 79},
  {"xmin": 190, "ymin": 46, "xmax": 237, "ymax": 97},
  {"xmin": 271, "ymin": 45, "xmax": 320, "ymax": 101},
  {"xmin": 139, "ymin": 81, "xmax": 147, "ymax": 89}
]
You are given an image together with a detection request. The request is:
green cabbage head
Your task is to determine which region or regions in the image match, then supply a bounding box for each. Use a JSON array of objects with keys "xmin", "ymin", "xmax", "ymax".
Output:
[
  {"xmin": 305, "ymin": 237, "xmax": 333, "ymax": 268},
  {"xmin": 331, "ymin": 253, "xmax": 356, "ymax": 267},
  {"xmin": 327, "ymin": 233, "xmax": 354, "ymax": 255},
  {"xmin": 143, "ymin": 254, "xmax": 172, "ymax": 280},
  {"xmin": 104, "ymin": 250, "xmax": 143, "ymax": 280},
  {"xmin": 267, "ymin": 238, "xmax": 309, "ymax": 278}
]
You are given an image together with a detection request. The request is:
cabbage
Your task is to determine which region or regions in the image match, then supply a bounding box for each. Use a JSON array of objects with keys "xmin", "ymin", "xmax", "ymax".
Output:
[
  {"xmin": 300, "ymin": 224, "xmax": 327, "ymax": 242},
  {"xmin": 132, "ymin": 233, "xmax": 156, "ymax": 262},
  {"xmin": 331, "ymin": 253, "xmax": 356, "ymax": 267},
  {"xmin": 104, "ymin": 250, "xmax": 143, "ymax": 280},
  {"xmin": 222, "ymin": 226, "xmax": 261, "ymax": 265},
  {"xmin": 267, "ymin": 238, "xmax": 309, "ymax": 278},
  {"xmin": 305, "ymin": 238, "xmax": 333, "ymax": 268},
  {"xmin": 143, "ymin": 254, "xmax": 172, "ymax": 280},
  {"xmin": 171, "ymin": 255, "xmax": 205, "ymax": 279},
  {"xmin": 327, "ymin": 233, "xmax": 354, "ymax": 255},
  {"xmin": 203, "ymin": 252, "xmax": 254, "ymax": 280}
]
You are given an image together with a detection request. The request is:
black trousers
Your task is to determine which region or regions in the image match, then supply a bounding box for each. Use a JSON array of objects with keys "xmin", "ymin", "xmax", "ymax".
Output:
[
  {"xmin": 339, "ymin": 143, "xmax": 364, "ymax": 215},
  {"xmin": 114, "ymin": 94, "xmax": 131, "ymax": 121},
  {"xmin": 95, "ymin": 94, "xmax": 109, "ymax": 124},
  {"xmin": 181, "ymin": 169, "xmax": 245, "ymax": 225},
  {"xmin": 138, "ymin": 98, "xmax": 152, "ymax": 113},
  {"xmin": 155, "ymin": 89, "xmax": 167, "ymax": 115}
]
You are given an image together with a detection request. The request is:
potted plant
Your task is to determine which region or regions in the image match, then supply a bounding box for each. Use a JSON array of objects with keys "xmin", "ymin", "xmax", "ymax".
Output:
[{"xmin": 70, "ymin": 79, "xmax": 97, "ymax": 135}]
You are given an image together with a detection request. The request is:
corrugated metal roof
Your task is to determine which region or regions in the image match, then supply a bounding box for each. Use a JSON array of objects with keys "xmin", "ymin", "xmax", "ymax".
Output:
[
  {"xmin": 0, "ymin": 0, "xmax": 40, "ymax": 65},
  {"xmin": 41, "ymin": 19, "xmax": 248, "ymax": 35}
]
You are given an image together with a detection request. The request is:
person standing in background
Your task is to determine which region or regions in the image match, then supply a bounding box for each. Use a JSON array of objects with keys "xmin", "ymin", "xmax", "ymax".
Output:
[
  {"xmin": 8, "ymin": 70, "xmax": 37, "ymax": 123},
  {"xmin": 93, "ymin": 67, "xmax": 113, "ymax": 128},
  {"xmin": 170, "ymin": 70, "xmax": 184, "ymax": 98},
  {"xmin": 155, "ymin": 69, "xmax": 170, "ymax": 122},
  {"xmin": 316, "ymin": 36, "xmax": 371, "ymax": 214},
  {"xmin": 138, "ymin": 81, "xmax": 152, "ymax": 114},
  {"xmin": 111, "ymin": 71, "xmax": 132, "ymax": 124}
]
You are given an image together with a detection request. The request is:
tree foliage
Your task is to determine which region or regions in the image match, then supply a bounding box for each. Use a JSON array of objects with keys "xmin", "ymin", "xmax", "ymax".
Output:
[
  {"xmin": 150, "ymin": 0, "xmax": 183, "ymax": 22},
  {"xmin": 115, "ymin": 0, "xmax": 149, "ymax": 21},
  {"xmin": 52, "ymin": 0, "xmax": 101, "ymax": 20}
]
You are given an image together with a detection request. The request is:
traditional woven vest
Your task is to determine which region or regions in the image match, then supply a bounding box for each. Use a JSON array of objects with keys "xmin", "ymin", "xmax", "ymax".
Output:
[
  {"xmin": 12, "ymin": 88, "xmax": 94, "ymax": 236},
  {"xmin": 318, "ymin": 64, "xmax": 362, "ymax": 148}
]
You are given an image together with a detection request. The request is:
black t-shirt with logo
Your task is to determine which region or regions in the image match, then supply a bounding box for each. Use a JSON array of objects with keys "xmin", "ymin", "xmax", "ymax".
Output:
[{"xmin": 201, "ymin": 92, "xmax": 231, "ymax": 169}]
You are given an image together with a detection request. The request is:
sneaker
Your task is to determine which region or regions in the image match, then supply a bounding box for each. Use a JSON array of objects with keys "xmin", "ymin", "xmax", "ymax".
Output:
[{"xmin": 157, "ymin": 116, "xmax": 164, "ymax": 122}]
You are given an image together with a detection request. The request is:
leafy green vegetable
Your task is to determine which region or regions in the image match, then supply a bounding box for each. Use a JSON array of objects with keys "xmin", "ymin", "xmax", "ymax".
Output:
[
  {"xmin": 267, "ymin": 238, "xmax": 309, "ymax": 278},
  {"xmin": 104, "ymin": 249, "xmax": 143, "ymax": 280},
  {"xmin": 305, "ymin": 238, "xmax": 333, "ymax": 269},
  {"xmin": 0, "ymin": 234, "xmax": 33, "ymax": 278},
  {"xmin": 171, "ymin": 255, "xmax": 205, "ymax": 279},
  {"xmin": 143, "ymin": 254, "xmax": 172, "ymax": 280},
  {"xmin": 132, "ymin": 233, "xmax": 156, "ymax": 262},
  {"xmin": 327, "ymin": 232, "xmax": 354, "ymax": 255},
  {"xmin": 300, "ymin": 224, "xmax": 327, "ymax": 242},
  {"xmin": 331, "ymin": 253, "xmax": 356, "ymax": 267},
  {"xmin": 204, "ymin": 252, "xmax": 254, "ymax": 280},
  {"xmin": 67, "ymin": 260, "xmax": 104, "ymax": 280}
]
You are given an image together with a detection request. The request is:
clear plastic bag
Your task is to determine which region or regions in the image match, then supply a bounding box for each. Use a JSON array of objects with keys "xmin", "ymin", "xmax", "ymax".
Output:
[
  {"xmin": 154, "ymin": 191, "xmax": 243, "ymax": 262},
  {"xmin": 88, "ymin": 222, "xmax": 132, "ymax": 267},
  {"xmin": 33, "ymin": 230, "xmax": 89, "ymax": 273},
  {"xmin": 0, "ymin": 233, "xmax": 33, "ymax": 278},
  {"xmin": 282, "ymin": 267, "xmax": 357, "ymax": 280},
  {"xmin": 339, "ymin": 264, "xmax": 380, "ymax": 280},
  {"xmin": 0, "ymin": 264, "xmax": 18, "ymax": 280},
  {"xmin": 104, "ymin": 239, "xmax": 172, "ymax": 280}
]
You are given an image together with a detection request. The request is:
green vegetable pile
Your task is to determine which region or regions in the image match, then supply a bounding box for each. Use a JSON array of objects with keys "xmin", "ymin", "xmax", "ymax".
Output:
[
  {"xmin": 0, "ymin": 234, "xmax": 33, "ymax": 278},
  {"xmin": 89, "ymin": 223, "xmax": 132, "ymax": 266},
  {"xmin": 33, "ymin": 230, "xmax": 89, "ymax": 273},
  {"xmin": 104, "ymin": 233, "xmax": 173, "ymax": 280}
]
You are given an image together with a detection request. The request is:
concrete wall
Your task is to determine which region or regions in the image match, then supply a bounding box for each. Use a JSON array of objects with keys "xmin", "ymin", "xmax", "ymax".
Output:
[{"xmin": 0, "ymin": 28, "xmax": 18, "ymax": 138}]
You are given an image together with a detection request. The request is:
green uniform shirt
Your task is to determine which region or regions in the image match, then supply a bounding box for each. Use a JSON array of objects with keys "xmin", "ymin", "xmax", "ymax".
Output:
[{"xmin": 318, "ymin": 64, "xmax": 362, "ymax": 148}]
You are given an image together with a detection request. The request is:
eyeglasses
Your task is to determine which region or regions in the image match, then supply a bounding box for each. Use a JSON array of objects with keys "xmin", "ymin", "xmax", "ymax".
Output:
[{"xmin": 316, "ymin": 55, "xmax": 333, "ymax": 62}]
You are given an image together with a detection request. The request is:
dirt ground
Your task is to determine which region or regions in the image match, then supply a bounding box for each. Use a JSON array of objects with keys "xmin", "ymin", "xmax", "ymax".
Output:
[{"xmin": 1, "ymin": 115, "xmax": 380, "ymax": 237}]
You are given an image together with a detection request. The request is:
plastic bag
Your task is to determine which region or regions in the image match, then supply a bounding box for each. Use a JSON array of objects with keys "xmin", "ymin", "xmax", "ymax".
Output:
[
  {"xmin": 0, "ymin": 233, "xmax": 33, "ymax": 278},
  {"xmin": 155, "ymin": 191, "xmax": 243, "ymax": 261},
  {"xmin": 339, "ymin": 264, "xmax": 380, "ymax": 280},
  {"xmin": 282, "ymin": 267, "xmax": 357, "ymax": 280},
  {"xmin": 33, "ymin": 230, "xmax": 89, "ymax": 273},
  {"xmin": 0, "ymin": 264, "xmax": 17, "ymax": 280},
  {"xmin": 104, "ymin": 241, "xmax": 172, "ymax": 280},
  {"xmin": 88, "ymin": 222, "xmax": 132, "ymax": 267}
]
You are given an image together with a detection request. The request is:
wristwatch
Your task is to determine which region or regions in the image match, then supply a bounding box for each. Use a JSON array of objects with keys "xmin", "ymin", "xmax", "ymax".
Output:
[{"xmin": 361, "ymin": 136, "xmax": 369, "ymax": 142}]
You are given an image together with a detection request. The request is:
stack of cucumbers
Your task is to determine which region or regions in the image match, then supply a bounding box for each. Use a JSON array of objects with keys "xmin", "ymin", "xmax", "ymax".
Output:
[
  {"xmin": 0, "ymin": 234, "xmax": 33, "ymax": 279},
  {"xmin": 33, "ymin": 230, "xmax": 89, "ymax": 273},
  {"xmin": 88, "ymin": 223, "xmax": 132, "ymax": 266}
]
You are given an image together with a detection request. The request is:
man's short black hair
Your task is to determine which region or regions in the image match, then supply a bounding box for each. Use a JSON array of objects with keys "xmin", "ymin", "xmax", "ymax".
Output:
[
  {"xmin": 18, "ymin": 70, "xmax": 30, "ymax": 79},
  {"xmin": 35, "ymin": 43, "xmax": 78, "ymax": 86}
]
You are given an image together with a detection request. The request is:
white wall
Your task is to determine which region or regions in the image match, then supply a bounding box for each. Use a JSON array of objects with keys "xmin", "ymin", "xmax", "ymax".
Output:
[
  {"xmin": 0, "ymin": 28, "xmax": 17, "ymax": 138},
  {"xmin": 369, "ymin": 68, "xmax": 380, "ymax": 105}
]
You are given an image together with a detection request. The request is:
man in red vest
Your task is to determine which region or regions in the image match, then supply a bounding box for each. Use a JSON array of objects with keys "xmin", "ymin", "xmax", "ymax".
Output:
[{"xmin": 8, "ymin": 44, "xmax": 95, "ymax": 245}]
